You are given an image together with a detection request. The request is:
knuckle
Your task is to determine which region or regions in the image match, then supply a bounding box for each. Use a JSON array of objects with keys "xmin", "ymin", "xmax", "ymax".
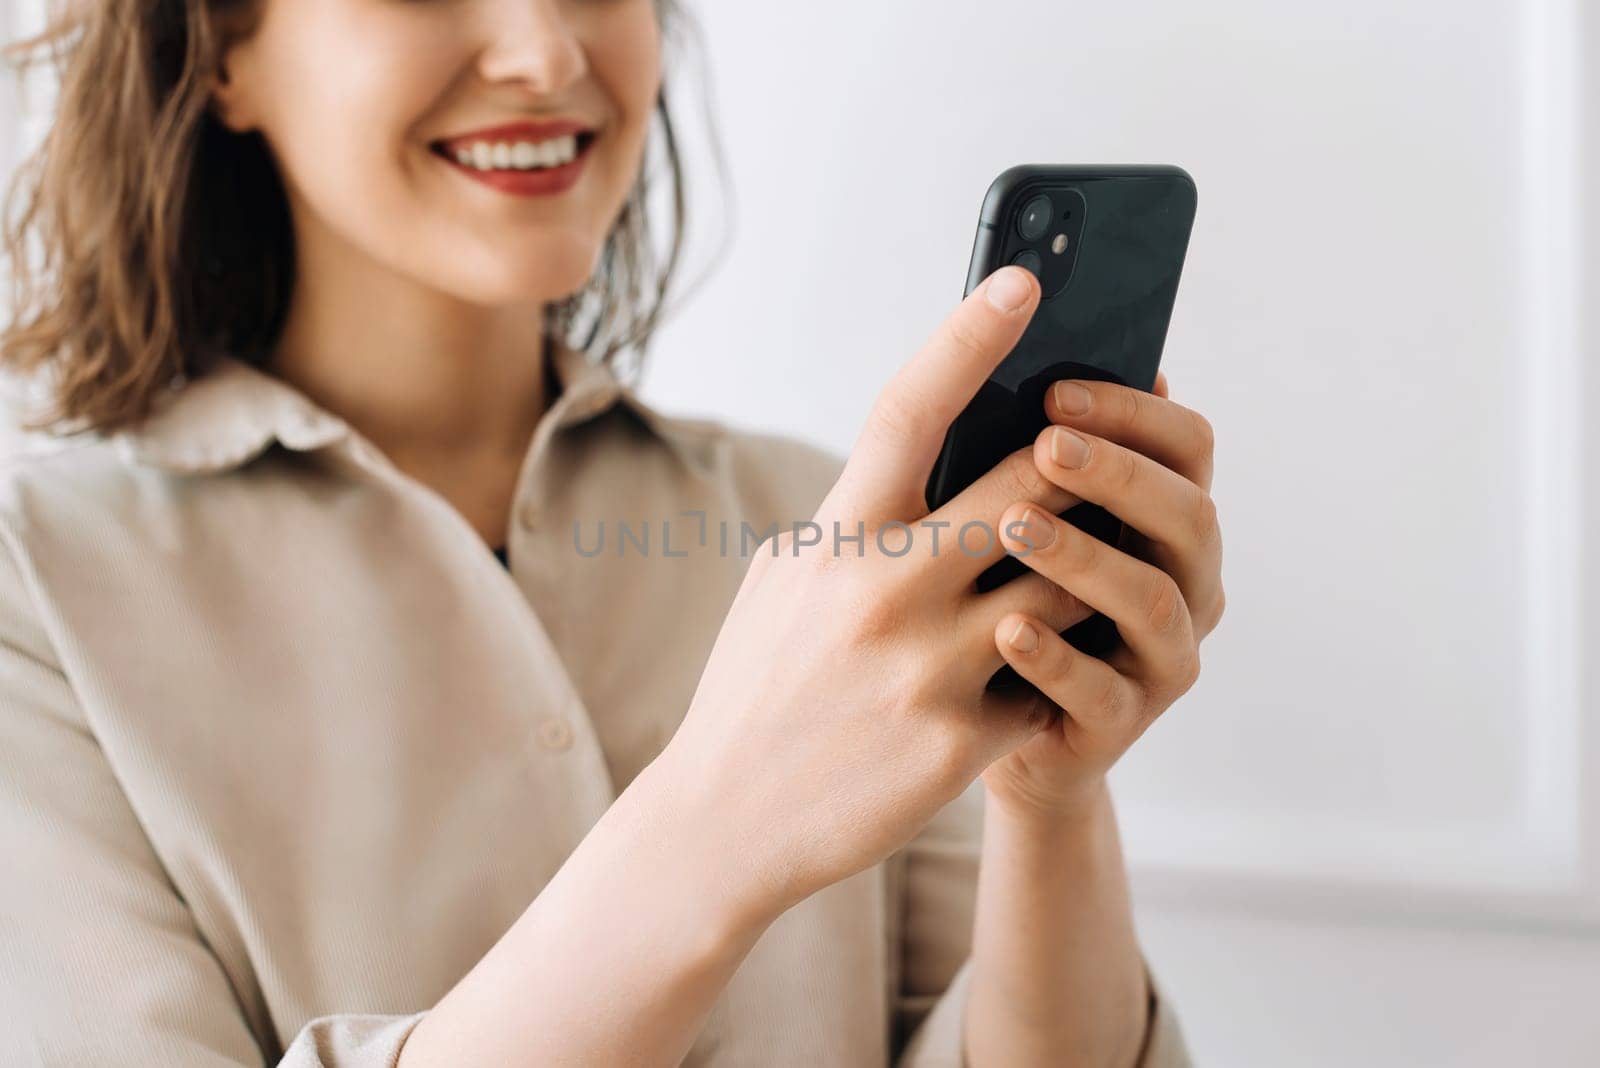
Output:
[
  {"xmin": 1143, "ymin": 574, "xmax": 1187, "ymax": 635},
  {"xmin": 1016, "ymin": 693, "xmax": 1057, "ymax": 735},
  {"xmin": 1167, "ymin": 646, "xmax": 1203, "ymax": 696},
  {"xmin": 1190, "ymin": 493, "xmax": 1221, "ymax": 550},
  {"xmin": 1093, "ymin": 672, "xmax": 1128, "ymax": 723},
  {"xmin": 944, "ymin": 314, "xmax": 994, "ymax": 369},
  {"xmin": 1183, "ymin": 648, "xmax": 1203, "ymax": 689},
  {"xmin": 1059, "ymin": 524, "xmax": 1101, "ymax": 573},
  {"xmin": 869, "ymin": 393, "xmax": 932, "ymax": 451},
  {"xmin": 848, "ymin": 581, "xmax": 905, "ymax": 645},
  {"xmin": 1188, "ymin": 406, "xmax": 1216, "ymax": 459},
  {"xmin": 1197, "ymin": 583, "xmax": 1226, "ymax": 635},
  {"xmin": 1004, "ymin": 448, "xmax": 1055, "ymax": 502},
  {"xmin": 1107, "ymin": 447, "xmax": 1141, "ymax": 496},
  {"xmin": 783, "ymin": 528, "xmax": 834, "ymax": 578},
  {"xmin": 1042, "ymin": 582, "xmax": 1081, "ymax": 626},
  {"xmin": 1116, "ymin": 384, "xmax": 1145, "ymax": 428},
  {"xmin": 1049, "ymin": 633, "xmax": 1081, "ymax": 686},
  {"xmin": 926, "ymin": 719, "xmax": 979, "ymax": 786},
  {"xmin": 1018, "ymin": 572, "xmax": 1082, "ymax": 627},
  {"xmin": 803, "ymin": 537, "xmax": 844, "ymax": 580}
]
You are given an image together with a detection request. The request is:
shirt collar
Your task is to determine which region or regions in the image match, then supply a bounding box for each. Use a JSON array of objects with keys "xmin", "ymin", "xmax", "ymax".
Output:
[{"xmin": 111, "ymin": 339, "xmax": 659, "ymax": 475}]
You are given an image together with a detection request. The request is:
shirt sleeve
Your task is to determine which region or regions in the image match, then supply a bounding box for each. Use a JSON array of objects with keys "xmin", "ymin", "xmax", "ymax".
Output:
[
  {"xmin": 886, "ymin": 779, "xmax": 982, "ymax": 1067},
  {"xmin": 885, "ymin": 780, "xmax": 1193, "ymax": 1068},
  {"xmin": 0, "ymin": 529, "xmax": 428, "ymax": 1067}
]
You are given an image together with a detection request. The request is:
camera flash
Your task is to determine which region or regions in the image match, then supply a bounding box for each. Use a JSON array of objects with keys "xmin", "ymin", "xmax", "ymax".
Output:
[{"xmin": 1051, "ymin": 233, "xmax": 1070, "ymax": 255}]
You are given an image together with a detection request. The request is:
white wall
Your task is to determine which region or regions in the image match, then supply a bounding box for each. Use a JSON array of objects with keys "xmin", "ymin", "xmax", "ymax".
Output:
[
  {"xmin": 0, "ymin": 14, "xmax": 12, "ymax": 180},
  {"xmin": 0, "ymin": 4, "xmax": 20, "ymax": 207},
  {"xmin": 1, "ymin": 0, "xmax": 46, "ymax": 177},
  {"xmin": 0, "ymin": 0, "xmax": 53, "ymax": 448},
  {"xmin": 4, "ymin": 1, "xmax": 1596, "ymax": 1063},
  {"xmin": 647, "ymin": 1, "xmax": 1600, "ymax": 1063}
]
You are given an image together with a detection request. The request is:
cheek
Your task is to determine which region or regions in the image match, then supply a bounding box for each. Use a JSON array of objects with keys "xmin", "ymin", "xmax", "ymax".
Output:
[
  {"xmin": 255, "ymin": 12, "xmax": 459, "ymax": 228},
  {"xmin": 611, "ymin": 10, "xmax": 664, "ymax": 101},
  {"xmin": 600, "ymin": 12, "xmax": 664, "ymax": 133},
  {"xmin": 249, "ymin": 7, "xmax": 454, "ymax": 227}
]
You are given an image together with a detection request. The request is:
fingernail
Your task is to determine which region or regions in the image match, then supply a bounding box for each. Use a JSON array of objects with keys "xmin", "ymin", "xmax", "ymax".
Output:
[
  {"xmin": 1007, "ymin": 619, "xmax": 1040, "ymax": 653},
  {"xmin": 1053, "ymin": 381, "xmax": 1092, "ymax": 416},
  {"xmin": 1050, "ymin": 426, "xmax": 1091, "ymax": 469},
  {"xmin": 985, "ymin": 267, "xmax": 1032, "ymax": 313},
  {"xmin": 1018, "ymin": 506, "xmax": 1056, "ymax": 550}
]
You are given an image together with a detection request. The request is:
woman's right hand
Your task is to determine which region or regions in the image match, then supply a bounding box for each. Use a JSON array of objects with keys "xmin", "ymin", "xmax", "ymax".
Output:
[{"xmin": 650, "ymin": 265, "xmax": 1095, "ymax": 923}]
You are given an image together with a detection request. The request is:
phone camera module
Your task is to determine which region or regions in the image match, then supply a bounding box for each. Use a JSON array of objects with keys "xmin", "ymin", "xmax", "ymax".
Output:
[
  {"xmin": 1017, "ymin": 194, "xmax": 1053, "ymax": 241},
  {"xmin": 1010, "ymin": 248, "xmax": 1042, "ymax": 276}
]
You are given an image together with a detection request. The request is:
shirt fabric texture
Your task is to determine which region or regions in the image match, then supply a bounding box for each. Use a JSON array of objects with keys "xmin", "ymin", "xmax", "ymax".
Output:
[{"xmin": 0, "ymin": 340, "xmax": 1192, "ymax": 1066}]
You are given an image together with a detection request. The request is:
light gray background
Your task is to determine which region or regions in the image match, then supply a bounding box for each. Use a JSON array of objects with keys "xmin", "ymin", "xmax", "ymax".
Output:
[{"xmin": 648, "ymin": 2, "xmax": 1600, "ymax": 1063}]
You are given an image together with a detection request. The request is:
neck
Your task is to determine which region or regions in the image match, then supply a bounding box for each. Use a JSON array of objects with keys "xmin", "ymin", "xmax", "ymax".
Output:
[{"xmin": 265, "ymin": 226, "xmax": 552, "ymax": 474}]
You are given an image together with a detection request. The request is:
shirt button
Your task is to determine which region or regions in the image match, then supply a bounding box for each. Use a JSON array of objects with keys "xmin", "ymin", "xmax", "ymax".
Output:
[{"xmin": 536, "ymin": 716, "xmax": 574, "ymax": 751}]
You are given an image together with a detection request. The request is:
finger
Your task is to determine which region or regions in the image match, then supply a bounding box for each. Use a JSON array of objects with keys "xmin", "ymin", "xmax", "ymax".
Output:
[
  {"xmin": 1153, "ymin": 370, "xmax": 1170, "ymax": 399},
  {"xmin": 996, "ymin": 502, "xmax": 1196, "ymax": 690},
  {"xmin": 921, "ymin": 445, "xmax": 1082, "ymax": 592},
  {"xmin": 835, "ymin": 266, "xmax": 1040, "ymax": 523},
  {"xmin": 954, "ymin": 568, "xmax": 1096, "ymax": 688},
  {"xmin": 971, "ymin": 684, "xmax": 1062, "ymax": 768},
  {"xmin": 1031, "ymin": 424, "xmax": 1222, "ymax": 608},
  {"xmin": 1045, "ymin": 379, "xmax": 1214, "ymax": 492},
  {"xmin": 992, "ymin": 611, "xmax": 1149, "ymax": 748}
]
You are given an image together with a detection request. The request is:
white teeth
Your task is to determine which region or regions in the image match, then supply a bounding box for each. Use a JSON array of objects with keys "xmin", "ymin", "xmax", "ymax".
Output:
[{"xmin": 449, "ymin": 133, "xmax": 582, "ymax": 172}]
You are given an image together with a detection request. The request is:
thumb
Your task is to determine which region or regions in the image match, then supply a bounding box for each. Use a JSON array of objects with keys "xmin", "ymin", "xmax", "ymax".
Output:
[{"xmin": 835, "ymin": 266, "xmax": 1040, "ymax": 524}]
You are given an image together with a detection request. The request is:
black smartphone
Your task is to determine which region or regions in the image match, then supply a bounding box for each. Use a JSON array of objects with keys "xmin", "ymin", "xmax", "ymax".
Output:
[{"xmin": 924, "ymin": 164, "xmax": 1198, "ymax": 692}]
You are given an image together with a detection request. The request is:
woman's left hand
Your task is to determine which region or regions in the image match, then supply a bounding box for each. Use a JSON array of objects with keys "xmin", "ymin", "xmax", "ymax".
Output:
[{"xmin": 978, "ymin": 370, "xmax": 1225, "ymax": 819}]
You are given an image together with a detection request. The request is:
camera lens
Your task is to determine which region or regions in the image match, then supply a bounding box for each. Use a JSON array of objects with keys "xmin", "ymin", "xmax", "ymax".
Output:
[
  {"xmin": 1017, "ymin": 194, "xmax": 1053, "ymax": 241},
  {"xmin": 1010, "ymin": 248, "xmax": 1042, "ymax": 276}
]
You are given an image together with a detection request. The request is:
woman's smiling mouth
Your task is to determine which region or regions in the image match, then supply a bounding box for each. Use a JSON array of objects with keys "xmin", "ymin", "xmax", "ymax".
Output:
[{"xmin": 429, "ymin": 119, "xmax": 600, "ymax": 198}]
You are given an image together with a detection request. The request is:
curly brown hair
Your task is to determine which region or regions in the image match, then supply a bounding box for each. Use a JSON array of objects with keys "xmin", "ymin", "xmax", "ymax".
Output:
[{"xmin": 0, "ymin": 0, "xmax": 719, "ymax": 438}]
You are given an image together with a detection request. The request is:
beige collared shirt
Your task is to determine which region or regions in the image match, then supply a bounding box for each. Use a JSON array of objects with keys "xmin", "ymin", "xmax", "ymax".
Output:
[{"xmin": 0, "ymin": 342, "xmax": 1189, "ymax": 1066}]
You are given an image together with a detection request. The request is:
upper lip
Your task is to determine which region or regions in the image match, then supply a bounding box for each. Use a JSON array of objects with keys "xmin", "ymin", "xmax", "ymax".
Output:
[{"xmin": 433, "ymin": 119, "xmax": 596, "ymax": 153}]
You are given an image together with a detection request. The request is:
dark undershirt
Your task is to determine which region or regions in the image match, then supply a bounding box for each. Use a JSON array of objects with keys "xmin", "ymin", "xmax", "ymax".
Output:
[
  {"xmin": 489, "ymin": 348, "xmax": 557, "ymax": 574},
  {"xmin": 488, "ymin": 350, "xmax": 556, "ymax": 574}
]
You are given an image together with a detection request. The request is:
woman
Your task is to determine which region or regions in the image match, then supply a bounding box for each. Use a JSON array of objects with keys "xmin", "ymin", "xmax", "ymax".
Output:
[{"xmin": 0, "ymin": 1, "xmax": 1223, "ymax": 1065}]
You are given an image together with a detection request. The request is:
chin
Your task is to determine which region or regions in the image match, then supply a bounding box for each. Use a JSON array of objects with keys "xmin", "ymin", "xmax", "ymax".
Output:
[{"xmin": 437, "ymin": 241, "xmax": 603, "ymax": 308}]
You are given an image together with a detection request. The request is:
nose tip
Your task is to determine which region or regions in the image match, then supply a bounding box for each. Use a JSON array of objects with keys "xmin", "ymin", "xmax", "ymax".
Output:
[{"xmin": 477, "ymin": 7, "xmax": 588, "ymax": 93}]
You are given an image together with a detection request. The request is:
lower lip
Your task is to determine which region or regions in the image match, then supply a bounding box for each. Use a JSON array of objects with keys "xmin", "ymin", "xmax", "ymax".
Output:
[{"xmin": 435, "ymin": 140, "xmax": 593, "ymax": 198}]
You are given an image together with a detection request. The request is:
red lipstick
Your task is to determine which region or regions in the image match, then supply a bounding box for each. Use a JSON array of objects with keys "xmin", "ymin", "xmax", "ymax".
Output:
[{"xmin": 431, "ymin": 119, "xmax": 599, "ymax": 199}]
